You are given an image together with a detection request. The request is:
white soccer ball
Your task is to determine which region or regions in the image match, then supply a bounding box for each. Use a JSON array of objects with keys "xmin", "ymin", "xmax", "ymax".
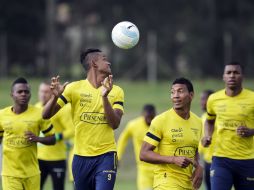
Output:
[{"xmin": 111, "ymin": 21, "xmax": 140, "ymax": 49}]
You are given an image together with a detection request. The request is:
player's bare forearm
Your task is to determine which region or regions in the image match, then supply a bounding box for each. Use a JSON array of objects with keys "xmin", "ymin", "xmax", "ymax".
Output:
[
  {"xmin": 205, "ymin": 119, "xmax": 215, "ymax": 137},
  {"xmin": 140, "ymin": 142, "xmax": 169, "ymax": 164},
  {"xmin": 25, "ymin": 132, "xmax": 56, "ymax": 145},
  {"xmin": 237, "ymin": 126, "xmax": 254, "ymax": 137},
  {"xmin": 42, "ymin": 96, "xmax": 61, "ymax": 119},
  {"xmin": 202, "ymin": 119, "xmax": 215, "ymax": 147},
  {"xmin": 37, "ymin": 135, "xmax": 56, "ymax": 145},
  {"xmin": 190, "ymin": 150, "xmax": 203, "ymax": 189},
  {"xmin": 140, "ymin": 142, "xmax": 193, "ymax": 168},
  {"xmin": 193, "ymin": 150, "xmax": 200, "ymax": 167},
  {"xmin": 102, "ymin": 96, "xmax": 123, "ymax": 129},
  {"xmin": 191, "ymin": 164, "xmax": 203, "ymax": 189},
  {"xmin": 140, "ymin": 143, "xmax": 183, "ymax": 165}
]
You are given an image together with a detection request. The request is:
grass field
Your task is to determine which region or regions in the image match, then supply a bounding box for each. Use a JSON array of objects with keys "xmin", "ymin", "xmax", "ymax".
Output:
[{"xmin": 0, "ymin": 78, "xmax": 254, "ymax": 190}]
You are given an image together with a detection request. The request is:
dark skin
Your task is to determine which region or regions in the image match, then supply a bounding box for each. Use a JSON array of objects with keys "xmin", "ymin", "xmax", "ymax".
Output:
[
  {"xmin": 3, "ymin": 83, "xmax": 55, "ymax": 145},
  {"xmin": 202, "ymin": 65, "xmax": 254, "ymax": 147},
  {"xmin": 42, "ymin": 52, "xmax": 123, "ymax": 130},
  {"xmin": 140, "ymin": 84, "xmax": 203, "ymax": 189},
  {"xmin": 144, "ymin": 111, "xmax": 156, "ymax": 126}
]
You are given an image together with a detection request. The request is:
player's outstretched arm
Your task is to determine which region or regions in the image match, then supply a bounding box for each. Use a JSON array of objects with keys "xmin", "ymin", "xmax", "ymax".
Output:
[
  {"xmin": 117, "ymin": 126, "xmax": 131, "ymax": 160},
  {"xmin": 42, "ymin": 76, "xmax": 68, "ymax": 119},
  {"xmin": 202, "ymin": 119, "xmax": 215, "ymax": 147},
  {"xmin": 140, "ymin": 142, "xmax": 193, "ymax": 168},
  {"xmin": 101, "ymin": 75, "xmax": 123, "ymax": 129},
  {"xmin": 25, "ymin": 131, "xmax": 56, "ymax": 145}
]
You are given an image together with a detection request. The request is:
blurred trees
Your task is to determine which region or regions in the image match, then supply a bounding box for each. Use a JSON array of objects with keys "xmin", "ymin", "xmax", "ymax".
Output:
[{"xmin": 0, "ymin": 0, "xmax": 254, "ymax": 79}]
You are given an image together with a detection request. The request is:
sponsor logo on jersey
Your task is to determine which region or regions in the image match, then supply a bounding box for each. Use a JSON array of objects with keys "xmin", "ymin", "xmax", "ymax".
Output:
[
  {"xmin": 220, "ymin": 120, "xmax": 246, "ymax": 130},
  {"xmin": 80, "ymin": 112, "xmax": 107, "ymax": 124},
  {"xmin": 174, "ymin": 146, "xmax": 196, "ymax": 158},
  {"xmin": 6, "ymin": 136, "xmax": 32, "ymax": 148}
]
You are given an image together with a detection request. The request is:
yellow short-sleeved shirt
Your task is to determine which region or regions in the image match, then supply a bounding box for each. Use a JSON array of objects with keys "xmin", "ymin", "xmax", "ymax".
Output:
[
  {"xmin": 57, "ymin": 79, "xmax": 124, "ymax": 156},
  {"xmin": 0, "ymin": 105, "xmax": 54, "ymax": 178},
  {"xmin": 117, "ymin": 116, "xmax": 155, "ymax": 190},
  {"xmin": 144, "ymin": 108, "xmax": 202, "ymax": 189},
  {"xmin": 36, "ymin": 103, "xmax": 74, "ymax": 161},
  {"xmin": 206, "ymin": 88, "xmax": 254, "ymax": 159},
  {"xmin": 118, "ymin": 116, "xmax": 155, "ymax": 169}
]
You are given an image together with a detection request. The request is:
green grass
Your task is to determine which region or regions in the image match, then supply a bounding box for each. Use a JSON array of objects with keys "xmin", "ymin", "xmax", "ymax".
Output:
[{"xmin": 0, "ymin": 78, "xmax": 254, "ymax": 190}]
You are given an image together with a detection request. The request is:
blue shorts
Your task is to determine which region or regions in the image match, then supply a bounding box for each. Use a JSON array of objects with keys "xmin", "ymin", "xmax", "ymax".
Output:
[
  {"xmin": 210, "ymin": 156, "xmax": 254, "ymax": 190},
  {"xmin": 204, "ymin": 161, "xmax": 211, "ymax": 190},
  {"xmin": 72, "ymin": 151, "xmax": 117, "ymax": 190}
]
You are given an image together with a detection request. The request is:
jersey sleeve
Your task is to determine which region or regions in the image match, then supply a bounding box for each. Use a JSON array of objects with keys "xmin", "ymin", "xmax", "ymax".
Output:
[
  {"xmin": 143, "ymin": 118, "xmax": 162, "ymax": 147},
  {"xmin": 40, "ymin": 118, "xmax": 55, "ymax": 136},
  {"xmin": 113, "ymin": 87, "xmax": 124, "ymax": 112},
  {"xmin": 206, "ymin": 95, "xmax": 216, "ymax": 120},
  {"xmin": 117, "ymin": 122, "xmax": 133, "ymax": 160},
  {"xmin": 57, "ymin": 83, "xmax": 72, "ymax": 108}
]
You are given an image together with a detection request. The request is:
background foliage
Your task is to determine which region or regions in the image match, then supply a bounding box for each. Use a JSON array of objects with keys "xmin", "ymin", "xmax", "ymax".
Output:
[{"xmin": 1, "ymin": 0, "xmax": 254, "ymax": 79}]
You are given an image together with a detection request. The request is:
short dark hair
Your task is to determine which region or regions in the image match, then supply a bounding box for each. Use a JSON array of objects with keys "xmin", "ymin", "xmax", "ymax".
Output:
[
  {"xmin": 80, "ymin": 48, "xmax": 102, "ymax": 71},
  {"xmin": 202, "ymin": 89, "xmax": 214, "ymax": 96},
  {"xmin": 143, "ymin": 104, "xmax": 156, "ymax": 113},
  {"xmin": 225, "ymin": 61, "xmax": 244, "ymax": 72},
  {"xmin": 172, "ymin": 77, "xmax": 194, "ymax": 93},
  {"xmin": 11, "ymin": 77, "xmax": 28, "ymax": 91}
]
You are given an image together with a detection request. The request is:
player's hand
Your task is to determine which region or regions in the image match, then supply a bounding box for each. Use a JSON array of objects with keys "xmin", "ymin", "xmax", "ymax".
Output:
[
  {"xmin": 237, "ymin": 126, "xmax": 254, "ymax": 137},
  {"xmin": 191, "ymin": 164, "xmax": 203, "ymax": 189},
  {"xmin": 101, "ymin": 75, "xmax": 113, "ymax": 97},
  {"xmin": 50, "ymin": 75, "xmax": 69, "ymax": 98},
  {"xmin": 171, "ymin": 156, "xmax": 194, "ymax": 168},
  {"xmin": 201, "ymin": 136, "xmax": 212, "ymax": 147},
  {"xmin": 25, "ymin": 131, "xmax": 39, "ymax": 143}
]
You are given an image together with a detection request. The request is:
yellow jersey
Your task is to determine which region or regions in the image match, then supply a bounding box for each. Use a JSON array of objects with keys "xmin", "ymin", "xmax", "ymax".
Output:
[
  {"xmin": 117, "ymin": 116, "xmax": 155, "ymax": 170},
  {"xmin": 57, "ymin": 79, "xmax": 124, "ymax": 156},
  {"xmin": 0, "ymin": 105, "xmax": 54, "ymax": 178},
  {"xmin": 36, "ymin": 103, "xmax": 74, "ymax": 161},
  {"xmin": 198, "ymin": 113, "xmax": 217, "ymax": 163},
  {"xmin": 206, "ymin": 88, "xmax": 254, "ymax": 159},
  {"xmin": 144, "ymin": 108, "xmax": 202, "ymax": 189}
]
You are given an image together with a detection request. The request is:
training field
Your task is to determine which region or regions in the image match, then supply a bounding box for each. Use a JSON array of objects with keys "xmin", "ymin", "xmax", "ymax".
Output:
[{"xmin": 0, "ymin": 78, "xmax": 253, "ymax": 190}]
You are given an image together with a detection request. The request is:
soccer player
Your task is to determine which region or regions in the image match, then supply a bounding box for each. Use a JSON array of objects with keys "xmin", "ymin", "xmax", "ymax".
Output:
[
  {"xmin": 202, "ymin": 61, "xmax": 254, "ymax": 190},
  {"xmin": 42, "ymin": 48, "xmax": 124, "ymax": 190},
  {"xmin": 35, "ymin": 82, "xmax": 74, "ymax": 190},
  {"xmin": 198, "ymin": 90, "xmax": 214, "ymax": 190},
  {"xmin": 140, "ymin": 77, "xmax": 203, "ymax": 190},
  {"xmin": 0, "ymin": 77, "xmax": 56, "ymax": 190},
  {"xmin": 117, "ymin": 104, "xmax": 156, "ymax": 190}
]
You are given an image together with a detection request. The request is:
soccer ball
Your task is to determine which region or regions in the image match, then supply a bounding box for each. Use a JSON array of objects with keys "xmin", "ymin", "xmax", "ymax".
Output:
[{"xmin": 111, "ymin": 21, "xmax": 140, "ymax": 49}]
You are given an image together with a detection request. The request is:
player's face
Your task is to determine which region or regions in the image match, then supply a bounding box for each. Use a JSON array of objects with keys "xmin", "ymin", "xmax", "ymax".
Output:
[
  {"xmin": 144, "ymin": 111, "xmax": 156, "ymax": 126},
  {"xmin": 38, "ymin": 83, "xmax": 51, "ymax": 105},
  {"xmin": 223, "ymin": 65, "xmax": 243, "ymax": 89},
  {"xmin": 171, "ymin": 84, "xmax": 193, "ymax": 110},
  {"xmin": 11, "ymin": 83, "xmax": 31, "ymax": 106},
  {"xmin": 96, "ymin": 53, "xmax": 112, "ymax": 75}
]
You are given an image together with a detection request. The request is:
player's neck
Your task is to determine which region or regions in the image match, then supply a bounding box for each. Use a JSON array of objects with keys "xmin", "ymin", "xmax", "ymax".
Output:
[
  {"xmin": 12, "ymin": 104, "xmax": 28, "ymax": 114},
  {"xmin": 87, "ymin": 72, "xmax": 107, "ymax": 89},
  {"xmin": 173, "ymin": 108, "xmax": 190, "ymax": 120},
  {"xmin": 225, "ymin": 86, "xmax": 242, "ymax": 97}
]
